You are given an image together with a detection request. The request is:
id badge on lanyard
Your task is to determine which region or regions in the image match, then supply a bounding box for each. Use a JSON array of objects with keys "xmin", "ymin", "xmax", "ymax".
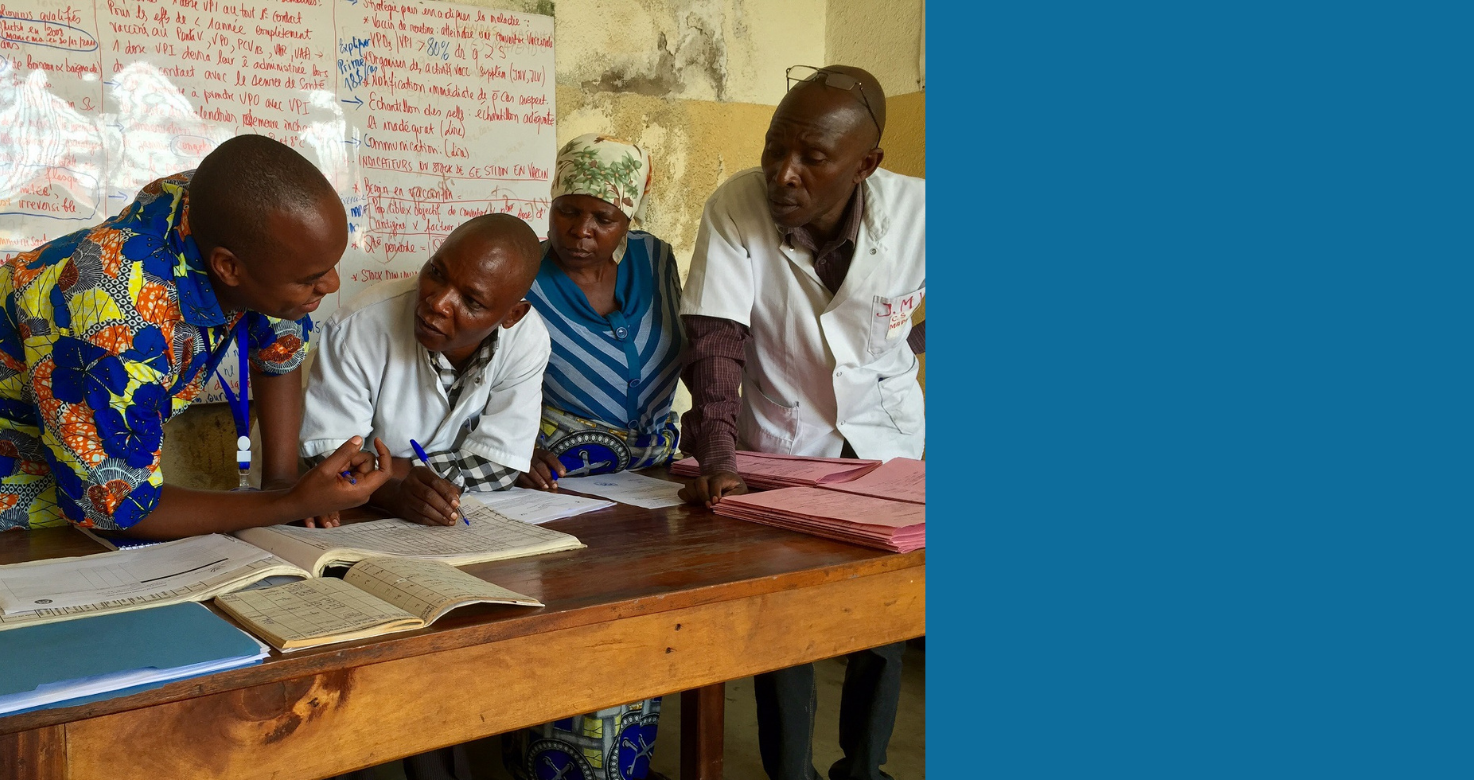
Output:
[{"xmin": 215, "ymin": 324, "xmax": 252, "ymax": 490}]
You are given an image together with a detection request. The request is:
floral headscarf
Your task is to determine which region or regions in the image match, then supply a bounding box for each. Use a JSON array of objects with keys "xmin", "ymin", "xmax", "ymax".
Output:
[{"xmin": 550, "ymin": 134, "xmax": 654, "ymax": 223}]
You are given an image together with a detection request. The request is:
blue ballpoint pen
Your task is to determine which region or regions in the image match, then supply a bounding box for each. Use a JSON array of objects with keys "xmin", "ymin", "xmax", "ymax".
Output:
[{"xmin": 409, "ymin": 439, "xmax": 470, "ymax": 526}]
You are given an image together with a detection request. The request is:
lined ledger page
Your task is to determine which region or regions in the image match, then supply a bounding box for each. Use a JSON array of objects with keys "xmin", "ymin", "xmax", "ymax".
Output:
[
  {"xmin": 215, "ymin": 578, "xmax": 422, "ymax": 651},
  {"xmin": 0, "ymin": 535, "xmax": 309, "ymax": 630},
  {"xmin": 234, "ymin": 501, "xmax": 583, "ymax": 574},
  {"xmin": 344, "ymin": 557, "xmax": 542, "ymax": 623}
]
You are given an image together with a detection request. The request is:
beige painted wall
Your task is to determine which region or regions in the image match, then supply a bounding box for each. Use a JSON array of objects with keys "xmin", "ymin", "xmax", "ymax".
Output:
[
  {"xmin": 163, "ymin": 0, "xmax": 926, "ymax": 489},
  {"xmin": 828, "ymin": 0, "xmax": 925, "ymax": 99}
]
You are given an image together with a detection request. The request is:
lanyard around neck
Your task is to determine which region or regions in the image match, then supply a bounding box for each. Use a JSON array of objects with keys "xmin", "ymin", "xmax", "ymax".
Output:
[{"xmin": 215, "ymin": 323, "xmax": 251, "ymax": 472}]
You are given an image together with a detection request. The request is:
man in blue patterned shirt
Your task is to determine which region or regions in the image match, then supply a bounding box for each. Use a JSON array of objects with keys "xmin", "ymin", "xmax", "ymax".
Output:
[{"xmin": 0, "ymin": 135, "xmax": 392, "ymax": 537}]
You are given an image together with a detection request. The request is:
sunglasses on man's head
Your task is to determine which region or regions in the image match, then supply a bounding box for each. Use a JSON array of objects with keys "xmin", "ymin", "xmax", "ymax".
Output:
[{"xmin": 785, "ymin": 65, "xmax": 883, "ymax": 142}]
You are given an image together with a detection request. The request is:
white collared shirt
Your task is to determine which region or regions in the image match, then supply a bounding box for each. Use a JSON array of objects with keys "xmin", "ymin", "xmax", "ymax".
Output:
[
  {"xmin": 300, "ymin": 277, "xmax": 551, "ymax": 473},
  {"xmin": 680, "ymin": 167, "xmax": 926, "ymax": 461}
]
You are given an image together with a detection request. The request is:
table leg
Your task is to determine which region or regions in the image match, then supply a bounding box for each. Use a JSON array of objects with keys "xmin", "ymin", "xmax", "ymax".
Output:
[{"xmin": 679, "ymin": 682, "xmax": 725, "ymax": 780}]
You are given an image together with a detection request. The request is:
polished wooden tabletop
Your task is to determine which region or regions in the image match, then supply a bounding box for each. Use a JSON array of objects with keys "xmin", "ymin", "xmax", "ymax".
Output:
[{"xmin": 0, "ymin": 475, "xmax": 925, "ymax": 738}]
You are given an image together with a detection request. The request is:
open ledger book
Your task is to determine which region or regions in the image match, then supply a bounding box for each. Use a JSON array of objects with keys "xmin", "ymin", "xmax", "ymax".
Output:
[
  {"xmin": 215, "ymin": 557, "xmax": 541, "ymax": 651},
  {"xmin": 0, "ymin": 500, "xmax": 581, "ymax": 631},
  {"xmin": 232, "ymin": 498, "xmax": 584, "ymax": 576},
  {"xmin": 0, "ymin": 534, "xmax": 309, "ymax": 631}
]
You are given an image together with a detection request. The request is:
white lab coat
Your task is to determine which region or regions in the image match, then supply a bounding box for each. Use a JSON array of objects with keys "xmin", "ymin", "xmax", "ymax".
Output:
[
  {"xmin": 299, "ymin": 277, "xmax": 551, "ymax": 472},
  {"xmin": 680, "ymin": 167, "xmax": 926, "ymax": 461}
]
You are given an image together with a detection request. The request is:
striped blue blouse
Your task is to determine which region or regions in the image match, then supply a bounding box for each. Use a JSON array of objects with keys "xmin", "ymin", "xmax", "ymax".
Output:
[{"xmin": 526, "ymin": 231, "xmax": 685, "ymax": 434}]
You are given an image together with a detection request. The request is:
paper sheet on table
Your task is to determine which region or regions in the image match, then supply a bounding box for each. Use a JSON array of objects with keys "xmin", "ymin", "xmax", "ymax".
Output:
[
  {"xmin": 555, "ymin": 472, "xmax": 686, "ymax": 509},
  {"xmin": 818, "ymin": 458, "xmax": 926, "ymax": 504},
  {"xmin": 0, "ymin": 534, "xmax": 295, "ymax": 615},
  {"xmin": 471, "ymin": 487, "xmax": 615, "ymax": 524}
]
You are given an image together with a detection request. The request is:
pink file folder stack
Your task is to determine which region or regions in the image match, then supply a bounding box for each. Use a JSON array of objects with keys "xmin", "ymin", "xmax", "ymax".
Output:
[
  {"xmin": 695, "ymin": 457, "xmax": 926, "ymax": 553},
  {"xmin": 670, "ymin": 451, "xmax": 882, "ymax": 489}
]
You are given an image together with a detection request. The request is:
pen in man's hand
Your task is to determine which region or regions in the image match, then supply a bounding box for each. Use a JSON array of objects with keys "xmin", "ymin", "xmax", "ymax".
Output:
[
  {"xmin": 409, "ymin": 439, "xmax": 470, "ymax": 526},
  {"xmin": 339, "ymin": 470, "xmax": 357, "ymax": 485}
]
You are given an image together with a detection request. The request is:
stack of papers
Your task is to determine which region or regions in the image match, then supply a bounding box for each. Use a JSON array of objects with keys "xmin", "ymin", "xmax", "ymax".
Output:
[
  {"xmin": 816, "ymin": 457, "xmax": 926, "ymax": 504},
  {"xmin": 712, "ymin": 459, "xmax": 926, "ymax": 552},
  {"xmin": 671, "ymin": 451, "xmax": 881, "ymax": 489},
  {"xmin": 0, "ymin": 602, "xmax": 268, "ymax": 715}
]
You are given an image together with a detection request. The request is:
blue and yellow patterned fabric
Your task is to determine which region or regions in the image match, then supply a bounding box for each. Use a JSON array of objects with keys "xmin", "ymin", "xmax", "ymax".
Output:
[
  {"xmin": 0, "ymin": 172, "xmax": 313, "ymax": 531},
  {"xmin": 503, "ymin": 698, "xmax": 663, "ymax": 780}
]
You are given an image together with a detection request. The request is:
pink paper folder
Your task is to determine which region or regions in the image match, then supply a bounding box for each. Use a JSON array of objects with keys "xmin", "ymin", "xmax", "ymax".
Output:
[
  {"xmin": 670, "ymin": 451, "xmax": 882, "ymax": 489},
  {"xmin": 815, "ymin": 458, "xmax": 926, "ymax": 505},
  {"xmin": 713, "ymin": 486, "xmax": 926, "ymax": 553}
]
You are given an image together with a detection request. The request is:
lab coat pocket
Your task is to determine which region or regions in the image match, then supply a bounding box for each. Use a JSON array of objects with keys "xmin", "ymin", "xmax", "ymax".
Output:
[
  {"xmin": 877, "ymin": 372, "xmax": 923, "ymax": 435},
  {"xmin": 737, "ymin": 381, "xmax": 801, "ymax": 455},
  {"xmin": 869, "ymin": 287, "xmax": 925, "ymax": 356}
]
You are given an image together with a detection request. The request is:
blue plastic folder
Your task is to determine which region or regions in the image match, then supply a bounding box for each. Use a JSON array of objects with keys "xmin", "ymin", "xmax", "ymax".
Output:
[{"xmin": 0, "ymin": 602, "xmax": 269, "ymax": 716}]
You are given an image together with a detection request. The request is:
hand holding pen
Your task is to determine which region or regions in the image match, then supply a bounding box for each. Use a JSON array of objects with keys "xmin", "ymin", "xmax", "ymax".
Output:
[
  {"xmin": 305, "ymin": 442, "xmax": 371, "ymax": 526},
  {"xmin": 407, "ymin": 439, "xmax": 470, "ymax": 527},
  {"xmin": 297, "ymin": 436, "xmax": 394, "ymax": 528}
]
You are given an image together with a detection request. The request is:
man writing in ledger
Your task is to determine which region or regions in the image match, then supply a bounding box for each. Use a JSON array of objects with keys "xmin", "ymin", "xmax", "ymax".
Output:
[
  {"xmin": 301, "ymin": 214, "xmax": 549, "ymax": 780},
  {"xmin": 678, "ymin": 66, "xmax": 925, "ymax": 780},
  {"xmin": 299, "ymin": 213, "xmax": 549, "ymax": 529},
  {"xmin": 0, "ymin": 135, "xmax": 392, "ymax": 538}
]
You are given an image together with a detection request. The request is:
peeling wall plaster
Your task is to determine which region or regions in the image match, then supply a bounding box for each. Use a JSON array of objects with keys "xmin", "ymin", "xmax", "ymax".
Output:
[{"xmin": 554, "ymin": 0, "xmax": 825, "ymax": 105}]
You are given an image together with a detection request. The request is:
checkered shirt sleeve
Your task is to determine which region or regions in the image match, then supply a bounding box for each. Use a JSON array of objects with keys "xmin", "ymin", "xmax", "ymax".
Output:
[{"xmin": 423, "ymin": 448, "xmax": 518, "ymax": 492}]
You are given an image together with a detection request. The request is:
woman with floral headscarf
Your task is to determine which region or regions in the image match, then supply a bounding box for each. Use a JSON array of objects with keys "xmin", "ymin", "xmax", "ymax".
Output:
[
  {"xmin": 515, "ymin": 134, "xmax": 685, "ymax": 490},
  {"xmin": 495, "ymin": 134, "xmax": 677, "ymax": 780}
]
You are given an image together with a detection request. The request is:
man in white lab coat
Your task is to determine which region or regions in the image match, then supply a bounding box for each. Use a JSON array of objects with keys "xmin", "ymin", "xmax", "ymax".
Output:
[{"xmin": 678, "ymin": 65, "xmax": 925, "ymax": 780}]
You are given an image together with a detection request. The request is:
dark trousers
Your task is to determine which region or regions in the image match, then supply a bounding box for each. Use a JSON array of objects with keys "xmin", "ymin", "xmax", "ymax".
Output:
[{"xmin": 753, "ymin": 642, "xmax": 906, "ymax": 780}]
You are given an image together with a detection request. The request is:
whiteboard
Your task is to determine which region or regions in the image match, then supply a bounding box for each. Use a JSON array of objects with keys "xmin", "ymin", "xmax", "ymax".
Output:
[{"xmin": 0, "ymin": 0, "xmax": 556, "ymax": 401}]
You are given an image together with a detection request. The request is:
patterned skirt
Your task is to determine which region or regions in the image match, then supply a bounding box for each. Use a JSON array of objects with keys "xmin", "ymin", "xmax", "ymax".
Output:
[
  {"xmin": 502, "ymin": 698, "xmax": 663, "ymax": 780},
  {"xmin": 536, "ymin": 405, "xmax": 679, "ymax": 477}
]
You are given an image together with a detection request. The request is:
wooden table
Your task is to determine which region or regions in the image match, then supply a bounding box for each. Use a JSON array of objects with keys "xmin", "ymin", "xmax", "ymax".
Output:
[{"xmin": 0, "ymin": 486, "xmax": 925, "ymax": 780}]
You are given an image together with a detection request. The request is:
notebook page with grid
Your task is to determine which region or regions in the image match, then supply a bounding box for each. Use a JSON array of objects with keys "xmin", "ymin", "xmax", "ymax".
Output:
[
  {"xmin": 342, "ymin": 557, "xmax": 541, "ymax": 623},
  {"xmin": 215, "ymin": 578, "xmax": 422, "ymax": 651}
]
